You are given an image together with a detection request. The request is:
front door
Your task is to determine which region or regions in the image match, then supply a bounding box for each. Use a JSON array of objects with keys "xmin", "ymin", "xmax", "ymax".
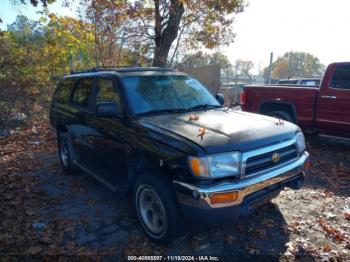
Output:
[
  {"xmin": 316, "ymin": 63, "xmax": 350, "ymax": 137},
  {"xmin": 88, "ymin": 77, "xmax": 128, "ymax": 189}
]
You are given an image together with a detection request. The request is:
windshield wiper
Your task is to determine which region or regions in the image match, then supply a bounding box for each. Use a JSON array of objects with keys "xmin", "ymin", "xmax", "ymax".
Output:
[
  {"xmin": 138, "ymin": 108, "xmax": 188, "ymax": 116},
  {"xmin": 187, "ymin": 104, "xmax": 222, "ymax": 110},
  {"xmin": 139, "ymin": 104, "xmax": 222, "ymax": 116}
]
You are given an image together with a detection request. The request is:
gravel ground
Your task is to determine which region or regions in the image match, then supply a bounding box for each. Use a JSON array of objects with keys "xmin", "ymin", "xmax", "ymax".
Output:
[{"xmin": 1, "ymin": 125, "xmax": 349, "ymax": 261}]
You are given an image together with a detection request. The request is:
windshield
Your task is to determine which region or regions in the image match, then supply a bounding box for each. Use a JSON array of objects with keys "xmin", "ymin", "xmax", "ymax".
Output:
[{"xmin": 121, "ymin": 75, "xmax": 221, "ymax": 115}]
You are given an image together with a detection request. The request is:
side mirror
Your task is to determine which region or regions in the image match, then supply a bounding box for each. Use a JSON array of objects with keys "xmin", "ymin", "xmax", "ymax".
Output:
[
  {"xmin": 216, "ymin": 93, "xmax": 225, "ymax": 105},
  {"xmin": 96, "ymin": 102, "xmax": 119, "ymax": 118}
]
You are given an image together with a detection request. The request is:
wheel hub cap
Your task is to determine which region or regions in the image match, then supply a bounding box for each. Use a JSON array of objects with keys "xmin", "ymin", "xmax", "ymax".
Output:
[
  {"xmin": 60, "ymin": 143, "xmax": 69, "ymax": 166},
  {"xmin": 138, "ymin": 187, "xmax": 166, "ymax": 235}
]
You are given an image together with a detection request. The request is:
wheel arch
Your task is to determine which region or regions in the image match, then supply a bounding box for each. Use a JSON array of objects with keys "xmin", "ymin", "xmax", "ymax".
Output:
[
  {"xmin": 126, "ymin": 150, "xmax": 185, "ymax": 195},
  {"xmin": 126, "ymin": 153, "xmax": 161, "ymax": 192},
  {"xmin": 259, "ymin": 101, "xmax": 297, "ymax": 123}
]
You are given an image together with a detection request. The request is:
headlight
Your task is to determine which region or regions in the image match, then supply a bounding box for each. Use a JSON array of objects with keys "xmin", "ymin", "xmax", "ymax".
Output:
[
  {"xmin": 189, "ymin": 152, "xmax": 241, "ymax": 179},
  {"xmin": 296, "ymin": 132, "xmax": 306, "ymax": 153}
]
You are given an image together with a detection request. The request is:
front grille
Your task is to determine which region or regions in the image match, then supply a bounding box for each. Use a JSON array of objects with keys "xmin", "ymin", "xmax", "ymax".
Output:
[{"xmin": 244, "ymin": 144, "xmax": 298, "ymax": 177}]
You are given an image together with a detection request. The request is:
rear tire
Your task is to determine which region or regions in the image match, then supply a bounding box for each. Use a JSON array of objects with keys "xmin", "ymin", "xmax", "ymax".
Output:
[
  {"xmin": 134, "ymin": 172, "xmax": 185, "ymax": 245},
  {"xmin": 57, "ymin": 131, "xmax": 78, "ymax": 174},
  {"xmin": 268, "ymin": 111, "xmax": 294, "ymax": 123}
]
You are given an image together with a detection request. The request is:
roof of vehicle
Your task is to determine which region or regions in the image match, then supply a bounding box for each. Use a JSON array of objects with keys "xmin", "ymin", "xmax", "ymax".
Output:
[{"xmin": 64, "ymin": 67, "xmax": 187, "ymax": 78}]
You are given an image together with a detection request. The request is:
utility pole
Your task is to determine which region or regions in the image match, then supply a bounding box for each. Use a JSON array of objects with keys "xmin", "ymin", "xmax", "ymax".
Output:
[
  {"xmin": 226, "ymin": 68, "xmax": 229, "ymax": 88},
  {"xmin": 268, "ymin": 52, "xmax": 273, "ymax": 84},
  {"xmin": 69, "ymin": 55, "xmax": 75, "ymax": 74}
]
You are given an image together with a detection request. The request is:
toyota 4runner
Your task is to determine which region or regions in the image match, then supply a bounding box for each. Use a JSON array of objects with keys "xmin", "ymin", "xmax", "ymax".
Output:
[{"xmin": 50, "ymin": 67, "xmax": 310, "ymax": 244}]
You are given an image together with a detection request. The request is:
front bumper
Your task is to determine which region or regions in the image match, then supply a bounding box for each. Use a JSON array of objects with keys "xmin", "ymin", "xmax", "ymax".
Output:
[{"xmin": 173, "ymin": 151, "xmax": 309, "ymax": 212}]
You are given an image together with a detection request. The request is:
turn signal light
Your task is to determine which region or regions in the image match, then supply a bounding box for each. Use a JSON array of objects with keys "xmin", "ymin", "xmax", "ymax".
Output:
[
  {"xmin": 189, "ymin": 158, "xmax": 209, "ymax": 177},
  {"xmin": 210, "ymin": 191, "xmax": 239, "ymax": 204},
  {"xmin": 190, "ymin": 158, "xmax": 201, "ymax": 177}
]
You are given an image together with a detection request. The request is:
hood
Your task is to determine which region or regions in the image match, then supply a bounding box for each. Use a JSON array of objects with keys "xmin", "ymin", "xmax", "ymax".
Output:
[{"xmin": 137, "ymin": 109, "xmax": 298, "ymax": 154}]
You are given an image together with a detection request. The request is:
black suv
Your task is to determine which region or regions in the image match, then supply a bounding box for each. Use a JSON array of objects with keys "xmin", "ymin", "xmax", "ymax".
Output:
[{"xmin": 50, "ymin": 67, "xmax": 309, "ymax": 244}]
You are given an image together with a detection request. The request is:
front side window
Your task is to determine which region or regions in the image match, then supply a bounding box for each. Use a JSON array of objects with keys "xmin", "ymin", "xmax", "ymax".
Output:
[
  {"xmin": 95, "ymin": 79, "xmax": 120, "ymax": 105},
  {"xmin": 331, "ymin": 65, "xmax": 350, "ymax": 90},
  {"xmin": 121, "ymin": 75, "xmax": 220, "ymax": 115},
  {"xmin": 72, "ymin": 78, "xmax": 93, "ymax": 107}
]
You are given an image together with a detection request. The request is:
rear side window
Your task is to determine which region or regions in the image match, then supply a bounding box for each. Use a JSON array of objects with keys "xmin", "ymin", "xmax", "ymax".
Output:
[
  {"xmin": 72, "ymin": 78, "xmax": 93, "ymax": 108},
  {"xmin": 53, "ymin": 78, "xmax": 75, "ymax": 104},
  {"xmin": 331, "ymin": 65, "xmax": 350, "ymax": 90}
]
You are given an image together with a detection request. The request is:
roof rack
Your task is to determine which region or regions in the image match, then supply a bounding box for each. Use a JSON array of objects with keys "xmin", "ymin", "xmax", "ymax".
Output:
[
  {"xmin": 70, "ymin": 66, "xmax": 129, "ymax": 75},
  {"xmin": 70, "ymin": 66, "xmax": 176, "ymax": 75}
]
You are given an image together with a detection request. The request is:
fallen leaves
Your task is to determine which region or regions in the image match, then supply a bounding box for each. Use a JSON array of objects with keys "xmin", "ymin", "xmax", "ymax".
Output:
[
  {"xmin": 197, "ymin": 127, "xmax": 206, "ymax": 140},
  {"xmin": 26, "ymin": 245, "xmax": 42, "ymax": 255},
  {"xmin": 276, "ymin": 137, "xmax": 350, "ymax": 260},
  {"xmin": 323, "ymin": 243, "xmax": 332, "ymax": 252},
  {"xmin": 344, "ymin": 212, "xmax": 350, "ymax": 221},
  {"xmin": 0, "ymin": 121, "xmax": 57, "ymax": 256},
  {"xmin": 188, "ymin": 114, "xmax": 199, "ymax": 121},
  {"xmin": 317, "ymin": 218, "xmax": 346, "ymax": 242}
]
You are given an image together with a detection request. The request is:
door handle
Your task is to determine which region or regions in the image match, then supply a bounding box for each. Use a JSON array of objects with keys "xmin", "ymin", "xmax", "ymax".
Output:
[{"xmin": 321, "ymin": 95, "xmax": 337, "ymax": 99}]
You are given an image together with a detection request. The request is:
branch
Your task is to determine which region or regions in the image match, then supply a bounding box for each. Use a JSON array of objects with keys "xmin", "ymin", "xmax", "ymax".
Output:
[
  {"xmin": 137, "ymin": 12, "xmax": 154, "ymax": 39},
  {"xmin": 168, "ymin": 25, "xmax": 185, "ymax": 67},
  {"xmin": 179, "ymin": 13, "xmax": 204, "ymax": 30}
]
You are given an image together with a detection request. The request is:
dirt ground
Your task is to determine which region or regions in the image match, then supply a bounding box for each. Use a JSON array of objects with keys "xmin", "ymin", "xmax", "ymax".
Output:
[{"xmin": 0, "ymin": 123, "xmax": 349, "ymax": 261}]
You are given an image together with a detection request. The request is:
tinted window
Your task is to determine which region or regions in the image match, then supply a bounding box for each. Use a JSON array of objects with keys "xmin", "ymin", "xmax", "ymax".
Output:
[
  {"xmin": 53, "ymin": 78, "xmax": 75, "ymax": 103},
  {"xmin": 300, "ymin": 80, "xmax": 319, "ymax": 86},
  {"xmin": 331, "ymin": 65, "xmax": 350, "ymax": 90},
  {"xmin": 278, "ymin": 80, "xmax": 298, "ymax": 85},
  {"xmin": 72, "ymin": 78, "xmax": 93, "ymax": 107},
  {"xmin": 95, "ymin": 79, "xmax": 120, "ymax": 105}
]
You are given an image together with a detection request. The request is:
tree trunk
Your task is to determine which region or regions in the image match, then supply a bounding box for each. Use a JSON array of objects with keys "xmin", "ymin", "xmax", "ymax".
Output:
[
  {"xmin": 153, "ymin": 46, "xmax": 170, "ymax": 67},
  {"xmin": 152, "ymin": 0, "xmax": 184, "ymax": 67}
]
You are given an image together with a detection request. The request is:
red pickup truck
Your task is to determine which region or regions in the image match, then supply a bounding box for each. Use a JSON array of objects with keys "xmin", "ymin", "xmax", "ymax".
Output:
[{"xmin": 241, "ymin": 62, "xmax": 350, "ymax": 139}]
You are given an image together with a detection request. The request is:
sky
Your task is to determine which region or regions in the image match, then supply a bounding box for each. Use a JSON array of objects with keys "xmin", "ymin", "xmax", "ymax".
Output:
[
  {"xmin": 0, "ymin": 0, "xmax": 76, "ymax": 27},
  {"xmin": 1, "ymin": 0, "xmax": 350, "ymax": 74},
  {"xmin": 223, "ymin": 0, "xmax": 350, "ymax": 73}
]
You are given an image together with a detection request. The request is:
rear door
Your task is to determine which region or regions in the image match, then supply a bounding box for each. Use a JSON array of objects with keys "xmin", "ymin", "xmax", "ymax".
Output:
[
  {"xmin": 316, "ymin": 63, "xmax": 350, "ymax": 137},
  {"xmin": 69, "ymin": 77, "xmax": 96, "ymax": 160}
]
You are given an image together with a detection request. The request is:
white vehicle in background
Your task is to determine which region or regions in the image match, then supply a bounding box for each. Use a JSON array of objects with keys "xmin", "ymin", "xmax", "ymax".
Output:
[{"xmin": 278, "ymin": 78, "xmax": 321, "ymax": 87}]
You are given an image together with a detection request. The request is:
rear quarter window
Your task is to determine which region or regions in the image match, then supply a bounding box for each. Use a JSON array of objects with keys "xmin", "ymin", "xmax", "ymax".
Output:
[{"xmin": 53, "ymin": 78, "xmax": 76, "ymax": 104}]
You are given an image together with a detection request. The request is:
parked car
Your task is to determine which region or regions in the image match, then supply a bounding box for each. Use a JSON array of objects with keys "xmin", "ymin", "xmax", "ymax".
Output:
[
  {"xmin": 241, "ymin": 62, "xmax": 350, "ymax": 139},
  {"xmin": 277, "ymin": 77, "xmax": 321, "ymax": 86},
  {"xmin": 50, "ymin": 67, "xmax": 309, "ymax": 244}
]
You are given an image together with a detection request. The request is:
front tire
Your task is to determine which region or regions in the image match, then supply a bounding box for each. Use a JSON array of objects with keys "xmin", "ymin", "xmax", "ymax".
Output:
[
  {"xmin": 57, "ymin": 131, "xmax": 78, "ymax": 174},
  {"xmin": 134, "ymin": 173, "xmax": 184, "ymax": 244}
]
